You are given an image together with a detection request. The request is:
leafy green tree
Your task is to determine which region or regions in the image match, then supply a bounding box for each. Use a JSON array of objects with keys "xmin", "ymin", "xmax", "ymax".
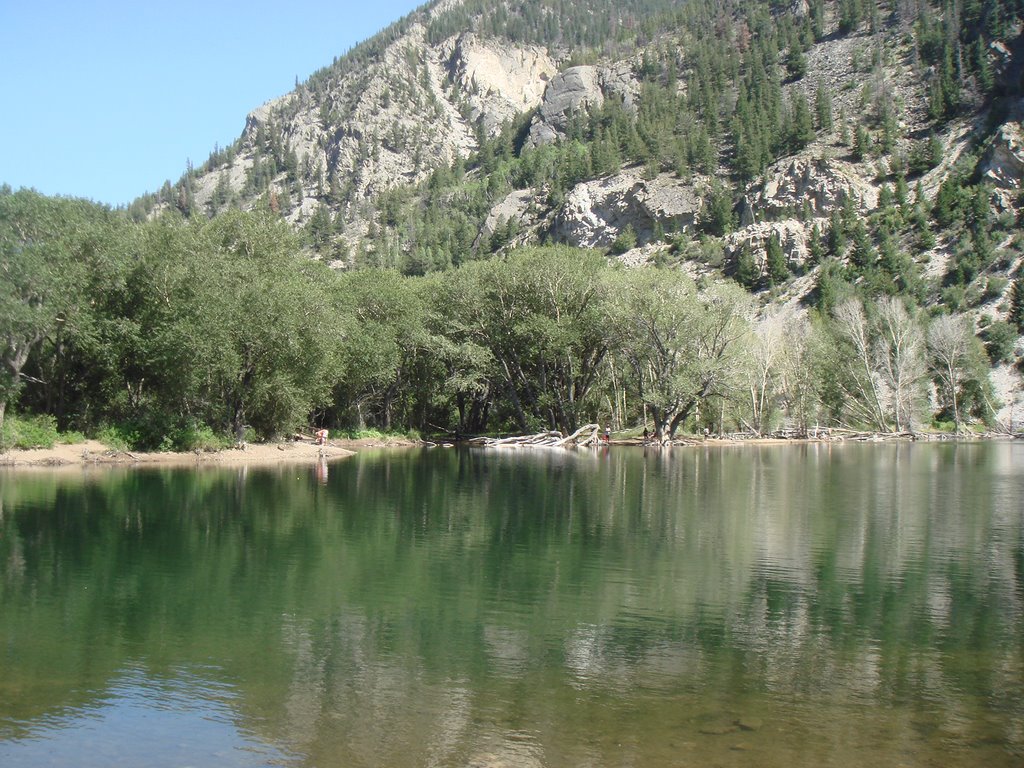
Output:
[
  {"xmin": 618, "ymin": 270, "xmax": 751, "ymax": 440},
  {"xmin": 91, "ymin": 216, "xmax": 228, "ymax": 445},
  {"xmin": 203, "ymin": 210, "xmax": 340, "ymax": 441},
  {"xmin": 331, "ymin": 268, "xmax": 432, "ymax": 431},
  {"xmin": 439, "ymin": 246, "xmax": 616, "ymax": 433},
  {"xmin": 0, "ymin": 190, "xmax": 110, "ymax": 434}
]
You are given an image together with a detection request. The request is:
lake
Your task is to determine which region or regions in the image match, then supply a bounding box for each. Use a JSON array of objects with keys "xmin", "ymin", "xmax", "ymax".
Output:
[{"xmin": 1, "ymin": 443, "xmax": 1022, "ymax": 767}]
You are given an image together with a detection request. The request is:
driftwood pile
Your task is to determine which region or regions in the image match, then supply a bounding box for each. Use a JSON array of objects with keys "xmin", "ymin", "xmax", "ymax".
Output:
[
  {"xmin": 466, "ymin": 424, "xmax": 603, "ymax": 448},
  {"xmin": 735, "ymin": 427, "xmax": 1018, "ymax": 442}
]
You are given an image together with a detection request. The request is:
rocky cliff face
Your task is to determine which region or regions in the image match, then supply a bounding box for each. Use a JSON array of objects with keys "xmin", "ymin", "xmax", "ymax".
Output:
[
  {"xmin": 525, "ymin": 63, "xmax": 638, "ymax": 147},
  {"xmin": 445, "ymin": 33, "xmax": 557, "ymax": 137},
  {"xmin": 550, "ymin": 170, "xmax": 704, "ymax": 249},
  {"xmin": 980, "ymin": 118, "xmax": 1024, "ymax": 196},
  {"xmin": 186, "ymin": 4, "xmax": 560, "ymax": 234}
]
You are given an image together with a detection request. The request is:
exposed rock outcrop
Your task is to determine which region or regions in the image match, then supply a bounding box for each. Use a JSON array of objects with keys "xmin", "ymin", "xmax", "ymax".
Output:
[
  {"xmin": 551, "ymin": 170, "xmax": 705, "ymax": 249},
  {"xmin": 477, "ymin": 189, "xmax": 543, "ymax": 249},
  {"xmin": 725, "ymin": 219, "xmax": 818, "ymax": 273},
  {"xmin": 980, "ymin": 120, "xmax": 1024, "ymax": 190},
  {"xmin": 739, "ymin": 156, "xmax": 878, "ymax": 225},
  {"xmin": 444, "ymin": 33, "xmax": 557, "ymax": 137},
  {"xmin": 188, "ymin": 23, "xmax": 561, "ymax": 229},
  {"xmin": 526, "ymin": 64, "xmax": 637, "ymax": 147}
]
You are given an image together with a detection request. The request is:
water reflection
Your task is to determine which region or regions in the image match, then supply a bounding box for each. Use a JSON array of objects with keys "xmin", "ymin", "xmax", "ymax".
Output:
[
  {"xmin": 0, "ymin": 443, "xmax": 1022, "ymax": 767},
  {"xmin": 0, "ymin": 665, "xmax": 293, "ymax": 767}
]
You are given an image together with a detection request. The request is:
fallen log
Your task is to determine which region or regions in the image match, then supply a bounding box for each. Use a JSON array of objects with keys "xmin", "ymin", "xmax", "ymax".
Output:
[
  {"xmin": 556, "ymin": 424, "xmax": 600, "ymax": 446},
  {"xmin": 477, "ymin": 424, "xmax": 602, "ymax": 449}
]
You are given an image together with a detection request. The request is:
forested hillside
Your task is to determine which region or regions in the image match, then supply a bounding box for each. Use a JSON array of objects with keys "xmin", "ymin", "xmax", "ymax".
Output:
[{"xmin": 3, "ymin": 0, "xmax": 1024, "ymax": 448}]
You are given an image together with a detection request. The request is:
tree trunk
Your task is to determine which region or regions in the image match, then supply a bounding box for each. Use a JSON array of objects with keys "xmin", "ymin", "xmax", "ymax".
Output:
[
  {"xmin": 233, "ymin": 402, "xmax": 246, "ymax": 444},
  {"xmin": 668, "ymin": 399, "xmax": 697, "ymax": 439},
  {"xmin": 506, "ymin": 380, "xmax": 529, "ymax": 434},
  {"xmin": 456, "ymin": 392, "xmax": 467, "ymax": 433},
  {"xmin": 947, "ymin": 361, "xmax": 960, "ymax": 432}
]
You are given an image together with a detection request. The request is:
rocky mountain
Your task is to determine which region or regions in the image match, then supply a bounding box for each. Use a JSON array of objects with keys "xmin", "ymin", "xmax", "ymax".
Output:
[
  {"xmin": 139, "ymin": 1, "xmax": 1022, "ymax": 254},
  {"xmin": 130, "ymin": 0, "xmax": 1024, "ymax": 422}
]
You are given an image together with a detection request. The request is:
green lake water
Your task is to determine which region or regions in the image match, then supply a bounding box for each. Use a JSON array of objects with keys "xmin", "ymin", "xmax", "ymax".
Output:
[{"xmin": 1, "ymin": 443, "xmax": 1022, "ymax": 767}]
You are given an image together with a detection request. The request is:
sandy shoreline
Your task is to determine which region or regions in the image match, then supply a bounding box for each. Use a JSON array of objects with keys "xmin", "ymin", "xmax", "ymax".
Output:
[
  {"xmin": 2, "ymin": 432, "xmax": 1016, "ymax": 472},
  {"xmin": 0, "ymin": 437, "xmax": 420, "ymax": 471}
]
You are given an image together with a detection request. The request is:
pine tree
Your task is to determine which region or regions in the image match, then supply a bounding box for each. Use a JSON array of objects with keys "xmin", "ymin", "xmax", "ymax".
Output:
[
  {"xmin": 894, "ymin": 175, "xmax": 909, "ymax": 210},
  {"xmin": 849, "ymin": 219, "xmax": 875, "ymax": 271},
  {"xmin": 815, "ymin": 81, "xmax": 833, "ymax": 133},
  {"xmin": 1009, "ymin": 277, "xmax": 1024, "ymax": 333},
  {"xmin": 789, "ymin": 92, "xmax": 816, "ymax": 151},
  {"xmin": 827, "ymin": 209, "xmax": 847, "ymax": 257},
  {"xmin": 700, "ymin": 183, "xmax": 735, "ymax": 237},
  {"xmin": 852, "ymin": 124, "xmax": 870, "ymax": 162},
  {"xmin": 735, "ymin": 242, "xmax": 759, "ymax": 289},
  {"xmin": 786, "ymin": 43, "xmax": 807, "ymax": 81},
  {"xmin": 974, "ymin": 36, "xmax": 995, "ymax": 94},
  {"xmin": 765, "ymin": 233, "xmax": 788, "ymax": 285},
  {"xmin": 808, "ymin": 223, "xmax": 825, "ymax": 264}
]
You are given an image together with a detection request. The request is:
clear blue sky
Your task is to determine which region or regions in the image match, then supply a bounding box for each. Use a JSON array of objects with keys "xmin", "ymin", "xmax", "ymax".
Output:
[{"xmin": 0, "ymin": 0, "xmax": 426, "ymax": 207}]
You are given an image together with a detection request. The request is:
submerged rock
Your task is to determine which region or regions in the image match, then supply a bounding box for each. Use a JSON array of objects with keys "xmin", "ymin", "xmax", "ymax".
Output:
[
  {"xmin": 735, "ymin": 717, "xmax": 764, "ymax": 732},
  {"xmin": 698, "ymin": 722, "xmax": 739, "ymax": 736}
]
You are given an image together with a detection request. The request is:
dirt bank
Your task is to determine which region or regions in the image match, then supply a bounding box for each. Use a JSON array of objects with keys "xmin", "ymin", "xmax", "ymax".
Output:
[{"xmin": 0, "ymin": 438, "xmax": 406, "ymax": 470}]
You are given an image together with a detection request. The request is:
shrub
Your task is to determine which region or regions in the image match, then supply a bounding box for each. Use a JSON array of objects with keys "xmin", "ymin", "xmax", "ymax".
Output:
[
  {"xmin": 983, "ymin": 276, "xmax": 1008, "ymax": 302},
  {"xmin": 96, "ymin": 425, "xmax": 139, "ymax": 452},
  {"xmin": 940, "ymin": 285, "xmax": 966, "ymax": 312},
  {"xmin": 171, "ymin": 423, "xmax": 230, "ymax": 452},
  {"xmin": 0, "ymin": 413, "xmax": 60, "ymax": 449},
  {"xmin": 981, "ymin": 321, "xmax": 1019, "ymax": 364},
  {"xmin": 610, "ymin": 224, "xmax": 638, "ymax": 255}
]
